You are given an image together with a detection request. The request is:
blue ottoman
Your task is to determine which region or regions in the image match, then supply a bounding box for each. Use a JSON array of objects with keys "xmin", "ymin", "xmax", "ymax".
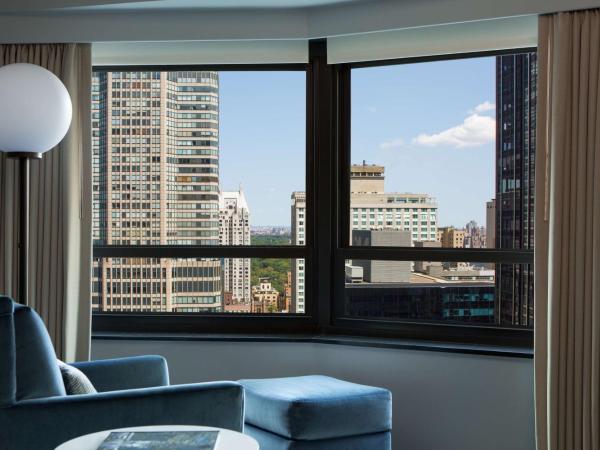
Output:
[{"xmin": 238, "ymin": 375, "xmax": 392, "ymax": 450}]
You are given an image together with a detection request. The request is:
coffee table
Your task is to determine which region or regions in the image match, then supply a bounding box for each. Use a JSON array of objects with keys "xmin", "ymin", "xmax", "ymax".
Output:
[{"xmin": 55, "ymin": 425, "xmax": 259, "ymax": 450}]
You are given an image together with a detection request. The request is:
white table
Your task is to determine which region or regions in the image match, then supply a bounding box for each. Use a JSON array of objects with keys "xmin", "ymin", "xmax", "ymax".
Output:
[{"xmin": 55, "ymin": 425, "xmax": 259, "ymax": 450}]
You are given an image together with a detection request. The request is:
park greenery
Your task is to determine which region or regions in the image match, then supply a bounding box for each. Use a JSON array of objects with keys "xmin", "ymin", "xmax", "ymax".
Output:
[{"xmin": 250, "ymin": 235, "xmax": 291, "ymax": 293}]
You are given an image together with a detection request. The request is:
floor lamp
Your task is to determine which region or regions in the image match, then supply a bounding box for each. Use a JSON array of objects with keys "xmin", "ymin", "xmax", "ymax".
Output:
[{"xmin": 0, "ymin": 63, "xmax": 72, "ymax": 306}]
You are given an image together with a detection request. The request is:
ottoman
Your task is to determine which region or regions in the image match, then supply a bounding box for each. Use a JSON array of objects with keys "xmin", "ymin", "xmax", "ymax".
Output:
[{"xmin": 238, "ymin": 375, "xmax": 392, "ymax": 450}]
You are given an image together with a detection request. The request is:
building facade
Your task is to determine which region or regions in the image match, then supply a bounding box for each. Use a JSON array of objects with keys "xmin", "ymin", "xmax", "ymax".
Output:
[
  {"xmin": 352, "ymin": 230, "xmax": 412, "ymax": 282},
  {"xmin": 290, "ymin": 191, "xmax": 306, "ymax": 313},
  {"xmin": 251, "ymin": 277, "xmax": 280, "ymax": 313},
  {"xmin": 92, "ymin": 70, "xmax": 222, "ymax": 313},
  {"xmin": 350, "ymin": 163, "xmax": 438, "ymax": 243},
  {"xmin": 219, "ymin": 189, "xmax": 251, "ymax": 303},
  {"xmin": 485, "ymin": 199, "xmax": 496, "ymax": 249},
  {"xmin": 495, "ymin": 52, "xmax": 537, "ymax": 326},
  {"xmin": 437, "ymin": 226, "xmax": 466, "ymax": 248}
]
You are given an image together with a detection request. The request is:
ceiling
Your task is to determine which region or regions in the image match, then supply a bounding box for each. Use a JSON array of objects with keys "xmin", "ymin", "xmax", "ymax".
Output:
[
  {"xmin": 68, "ymin": 0, "xmax": 367, "ymax": 10},
  {"xmin": 0, "ymin": 0, "xmax": 369, "ymax": 13},
  {"xmin": 0, "ymin": 0, "xmax": 599, "ymax": 42}
]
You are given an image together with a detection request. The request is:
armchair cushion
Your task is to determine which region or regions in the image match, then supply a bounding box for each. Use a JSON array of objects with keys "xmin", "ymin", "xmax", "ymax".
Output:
[
  {"xmin": 57, "ymin": 360, "xmax": 97, "ymax": 395},
  {"xmin": 70, "ymin": 356, "xmax": 169, "ymax": 392},
  {"xmin": 0, "ymin": 381, "xmax": 244, "ymax": 450},
  {"xmin": 14, "ymin": 304, "xmax": 65, "ymax": 401}
]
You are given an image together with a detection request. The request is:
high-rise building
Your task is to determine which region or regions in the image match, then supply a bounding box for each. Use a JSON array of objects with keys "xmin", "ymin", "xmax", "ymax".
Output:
[
  {"xmin": 290, "ymin": 191, "xmax": 306, "ymax": 313},
  {"xmin": 219, "ymin": 189, "xmax": 251, "ymax": 303},
  {"xmin": 92, "ymin": 70, "xmax": 222, "ymax": 313},
  {"xmin": 495, "ymin": 52, "xmax": 537, "ymax": 326},
  {"xmin": 291, "ymin": 164, "xmax": 437, "ymax": 312},
  {"xmin": 350, "ymin": 163, "xmax": 438, "ymax": 242},
  {"xmin": 485, "ymin": 199, "xmax": 496, "ymax": 249}
]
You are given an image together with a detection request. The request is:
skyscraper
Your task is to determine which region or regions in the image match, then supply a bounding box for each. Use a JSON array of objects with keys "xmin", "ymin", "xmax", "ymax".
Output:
[
  {"xmin": 219, "ymin": 189, "xmax": 251, "ymax": 304},
  {"xmin": 290, "ymin": 191, "xmax": 306, "ymax": 313},
  {"xmin": 495, "ymin": 53, "xmax": 537, "ymax": 326},
  {"xmin": 485, "ymin": 199, "xmax": 496, "ymax": 249},
  {"xmin": 350, "ymin": 163, "xmax": 438, "ymax": 242},
  {"xmin": 92, "ymin": 70, "xmax": 222, "ymax": 313}
]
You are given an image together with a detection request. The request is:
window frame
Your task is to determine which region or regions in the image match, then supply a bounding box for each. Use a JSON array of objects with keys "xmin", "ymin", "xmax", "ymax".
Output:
[
  {"xmin": 92, "ymin": 42, "xmax": 536, "ymax": 349},
  {"xmin": 331, "ymin": 47, "xmax": 537, "ymax": 347},
  {"xmin": 92, "ymin": 59, "xmax": 318, "ymax": 334}
]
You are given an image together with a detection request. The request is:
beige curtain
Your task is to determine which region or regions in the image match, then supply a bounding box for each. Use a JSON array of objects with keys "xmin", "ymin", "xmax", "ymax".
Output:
[
  {"xmin": 535, "ymin": 10, "xmax": 600, "ymax": 450},
  {"xmin": 0, "ymin": 44, "xmax": 92, "ymax": 362}
]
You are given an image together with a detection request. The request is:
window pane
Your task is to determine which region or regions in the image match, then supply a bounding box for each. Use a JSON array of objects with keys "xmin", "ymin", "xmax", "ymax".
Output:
[
  {"xmin": 92, "ymin": 257, "xmax": 301, "ymax": 314},
  {"xmin": 344, "ymin": 260, "xmax": 533, "ymax": 327},
  {"xmin": 349, "ymin": 52, "xmax": 536, "ymax": 251},
  {"xmin": 92, "ymin": 70, "xmax": 305, "ymax": 247}
]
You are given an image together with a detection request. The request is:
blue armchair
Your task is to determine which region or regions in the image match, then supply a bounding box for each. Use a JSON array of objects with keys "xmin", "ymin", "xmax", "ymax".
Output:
[{"xmin": 0, "ymin": 296, "xmax": 244, "ymax": 450}]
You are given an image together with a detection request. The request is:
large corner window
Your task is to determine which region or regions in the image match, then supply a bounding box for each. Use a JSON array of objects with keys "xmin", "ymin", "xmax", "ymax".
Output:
[
  {"xmin": 336, "ymin": 50, "xmax": 536, "ymax": 345},
  {"xmin": 91, "ymin": 68, "xmax": 311, "ymax": 324},
  {"xmin": 91, "ymin": 44, "xmax": 537, "ymax": 348}
]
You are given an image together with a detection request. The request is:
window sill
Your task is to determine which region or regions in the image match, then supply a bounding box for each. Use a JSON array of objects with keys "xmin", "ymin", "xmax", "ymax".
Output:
[{"xmin": 91, "ymin": 332, "xmax": 533, "ymax": 359}]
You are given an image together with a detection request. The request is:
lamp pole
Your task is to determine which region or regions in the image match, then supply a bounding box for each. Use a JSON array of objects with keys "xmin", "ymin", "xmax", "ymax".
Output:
[{"xmin": 7, "ymin": 152, "xmax": 42, "ymax": 306}]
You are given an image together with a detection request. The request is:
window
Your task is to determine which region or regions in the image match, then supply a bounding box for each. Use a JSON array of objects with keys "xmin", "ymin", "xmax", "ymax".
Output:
[
  {"xmin": 92, "ymin": 43, "xmax": 535, "ymax": 347},
  {"xmin": 337, "ymin": 50, "xmax": 536, "ymax": 342},
  {"xmin": 92, "ymin": 69, "xmax": 310, "ymax": 319}
]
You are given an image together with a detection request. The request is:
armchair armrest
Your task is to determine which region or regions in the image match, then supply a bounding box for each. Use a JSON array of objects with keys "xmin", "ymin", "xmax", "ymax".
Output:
[
  {"xmin": 1, "ymin": 381, "xmax": 244, "ymax": 450},
  {"xmin": 70, "ymin": 355, "xmax": 169, "ymax": 392}
]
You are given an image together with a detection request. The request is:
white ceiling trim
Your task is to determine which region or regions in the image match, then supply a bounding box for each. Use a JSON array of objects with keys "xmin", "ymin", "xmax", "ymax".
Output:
[
  {"xmin": 92, "ymin": 40, "xmax": 309, "ymax": 65},
  {"xmin": 327, "ymin": 15, "xmax": 538, "ymax": 64}
]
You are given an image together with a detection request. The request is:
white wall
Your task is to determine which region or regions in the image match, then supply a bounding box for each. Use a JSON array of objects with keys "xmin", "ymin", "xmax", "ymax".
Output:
[{"xmin": 92, "ymin": 339, "xmax": 535, "ymax": 450}]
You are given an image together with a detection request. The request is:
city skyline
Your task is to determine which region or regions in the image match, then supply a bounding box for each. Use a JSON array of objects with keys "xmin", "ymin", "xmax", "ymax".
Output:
[{"xmin": 216, "ymin": 61, "xmax": 496, "ymax": 227}]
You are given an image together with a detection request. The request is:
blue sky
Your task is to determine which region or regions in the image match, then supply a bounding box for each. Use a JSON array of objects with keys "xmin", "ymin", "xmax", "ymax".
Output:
[
  {"xmin": 219, "ymin": 71, "xmax": 306, "ymax": 227},
  {"xmin": 220, "ymin": 57, "xmax": 496, "ymax": 227}
]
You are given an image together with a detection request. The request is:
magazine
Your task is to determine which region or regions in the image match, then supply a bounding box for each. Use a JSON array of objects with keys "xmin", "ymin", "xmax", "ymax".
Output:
[{"xmin": 97, "ymin": 431, "xmax": 220, "ymax": 450}]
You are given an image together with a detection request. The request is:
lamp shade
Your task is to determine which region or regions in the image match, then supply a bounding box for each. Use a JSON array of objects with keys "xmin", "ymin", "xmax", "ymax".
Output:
[{"xmin": 0, "ymin": 63, "xmax": 72, "ymax": 153}]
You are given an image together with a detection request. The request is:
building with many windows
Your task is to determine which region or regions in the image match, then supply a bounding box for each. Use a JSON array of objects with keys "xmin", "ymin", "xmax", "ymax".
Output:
[
  {"xmin": 437, "ymin": 226, "xmax": 466, "ymax": 248},
  {"xmin": 495, "ymin": 52, "xmax": 537, "ymax": 326},
  {"xmin": 290, "ymin": 191, "xmax": 306, "ymax": 313},
  {"xmin": 251, "ymin": 277, "xmax": 280, "ymax": 313},
  {"xmin": 219, "ymin": 189, "xmax": 251, "ymax": 304},
  {"xmin": 350, "ymin": 163, "xmax": 438, "ymax": 242},
  {"xmin": 91, "ymin": 70, "xmax": 223, "ymax": 313}
]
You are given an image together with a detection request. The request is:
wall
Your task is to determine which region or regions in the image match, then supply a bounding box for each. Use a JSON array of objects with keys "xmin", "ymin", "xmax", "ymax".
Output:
[{"xmin": 92, "ymin": 339, "xmax": 535, "ymax": 450}]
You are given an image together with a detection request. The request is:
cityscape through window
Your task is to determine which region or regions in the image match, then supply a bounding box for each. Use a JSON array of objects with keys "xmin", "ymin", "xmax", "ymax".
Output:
[
  {"xmin": 345, "ymin": 52, "xmax": 536, "ymax": 327},
  {"xmin": 92, "ymin": 70, "xmax": 306, "ymax": 313},
  {"xmin": 91, "ymin": 52, "xmax": 536, "ymax": 330}
]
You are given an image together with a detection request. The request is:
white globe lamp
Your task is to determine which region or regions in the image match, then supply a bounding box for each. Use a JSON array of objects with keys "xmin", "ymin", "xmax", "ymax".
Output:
[{"xmin": 0, "ymin": 63, "xmax": 73, "ymax": 305}]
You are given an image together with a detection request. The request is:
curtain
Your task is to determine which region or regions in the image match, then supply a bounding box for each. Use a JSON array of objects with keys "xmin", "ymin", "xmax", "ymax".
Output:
[
  {"xmin": 0, "ymin": 44, "xmax": 92, "ymax": 362},
  {"xmin": 535, "ymin": 10, "xmax": 600, "ymax": 450}
]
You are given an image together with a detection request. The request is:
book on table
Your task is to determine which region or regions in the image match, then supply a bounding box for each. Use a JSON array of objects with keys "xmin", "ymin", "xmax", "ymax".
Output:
[{"xmin": 96, "ymin": 430, "xmax": 220, "ymax": 450}]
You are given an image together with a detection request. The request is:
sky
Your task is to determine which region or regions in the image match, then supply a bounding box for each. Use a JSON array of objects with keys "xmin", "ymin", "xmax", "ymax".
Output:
[{"xmin": 219, "ymin": 57, "xmax": 496, "ymax": 227}]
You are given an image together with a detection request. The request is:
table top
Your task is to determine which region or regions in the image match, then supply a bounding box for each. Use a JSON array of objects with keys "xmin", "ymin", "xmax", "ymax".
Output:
[{"xmin": 55, "ymin": 425, "xmax": 259, "ymax": 450}]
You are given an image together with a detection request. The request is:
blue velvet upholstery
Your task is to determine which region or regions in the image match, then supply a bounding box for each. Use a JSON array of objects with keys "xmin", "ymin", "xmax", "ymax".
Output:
[
  {"xmin": 0, "ymin": 296, "xmax": 16, "ymax": 407},
  {"xmin": 239, "ymin": 375, "xmax": 392, "ymax": 441},
  {"xmin": 0, "ymin": 296, "xmax": 244, "ymax": 450},
  {"xmin": 245, "ymin": 424, "xmax": 392, "ymax": 450},
  {"xmin": 14, "ymin": 303, "xmax": 66, "ymax": 400},
  {"xmin": 71, "ymin": 355, "xmax": 170, "ymax": 392}
]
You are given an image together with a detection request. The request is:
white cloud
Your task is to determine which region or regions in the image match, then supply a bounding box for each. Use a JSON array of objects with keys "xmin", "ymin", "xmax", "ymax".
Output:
[
  {"xmin": 379, "ymin": 138, "xmax": 405, "ymax": 150},
  {"xmin": 367, "ymin": 106, "xmax": 377, "ymax": 113},
  {"xmin": 471, "ymin": 101, "xmax": 495, "ymax": 114},
  {"xmin": 412, "ymin": 110, "xmax": 495, "ymax": 149}
]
